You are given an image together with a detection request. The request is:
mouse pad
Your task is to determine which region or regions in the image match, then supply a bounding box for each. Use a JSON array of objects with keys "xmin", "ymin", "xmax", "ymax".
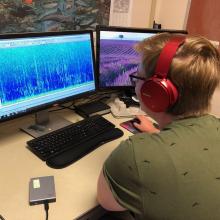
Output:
[{"xmin": 120, "ymin": 120, "xmax": 141, "ymax": 134}]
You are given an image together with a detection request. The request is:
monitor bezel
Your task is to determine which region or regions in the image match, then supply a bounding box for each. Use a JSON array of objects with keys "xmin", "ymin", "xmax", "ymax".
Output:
[
  {"xmin": 96, "ymin": 25, "xmax": 188, "ymax": 90},
  {"xmin": 0, "ymin": 30, "xmax": 97, "ymax": 123}
]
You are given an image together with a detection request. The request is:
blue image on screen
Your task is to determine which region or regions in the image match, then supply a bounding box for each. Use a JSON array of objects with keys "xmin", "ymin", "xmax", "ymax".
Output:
[
  {"xmin": 0, "ymin": 39, "xmax": 94, "ymax": 106},
  {"xmin": 0, "ymin": 33, "xmax": 96, "ymax": 120}
]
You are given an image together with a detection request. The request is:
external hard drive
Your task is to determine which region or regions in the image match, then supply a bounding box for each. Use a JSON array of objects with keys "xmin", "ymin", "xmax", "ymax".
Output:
[{"xmin": 29, "ymin": 176, "xmax": 56, "ymax": 205}]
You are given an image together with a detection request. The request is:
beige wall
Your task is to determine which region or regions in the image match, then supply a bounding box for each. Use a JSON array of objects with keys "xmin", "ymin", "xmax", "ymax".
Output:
[
  {"xmin": 109, "ymin": 0, "xmax": 154, "ymax": 28},
  {"xmin": 154, "ymin": 0, "xmax": 191, "ymax": 29},
  {"xmin": 130, "ymin": 0, "xmax": 153, "ymax": 28},
  {"xmin": 109, "ymin": 0, "xmax": 191, "ymax": 30},
  {"xmin": 211, "ymin": 88, "xmax": 220, "ymax": 117},
  {"xmin": 187, "ymin": 0, "xmax": 220, "ymax": 44}
]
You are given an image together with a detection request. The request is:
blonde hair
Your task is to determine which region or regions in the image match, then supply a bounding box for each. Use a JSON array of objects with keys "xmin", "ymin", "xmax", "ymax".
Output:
[{"xmin": 136, "ymin": 33, "xmax": 220, "ymax": 117}]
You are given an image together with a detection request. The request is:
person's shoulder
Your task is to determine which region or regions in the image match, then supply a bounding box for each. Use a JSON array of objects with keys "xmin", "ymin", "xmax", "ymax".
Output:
[
  {"xmin": 127, "ymin": 132, "xmax": 172, "ymax": 162},
  {"xmin": 129, "ymin": 131, "xmax": 169, "ymax": 148},
  {"xmin": 205, "ymin": 114, "xmax": 220, "ymax": 126},
  {"xmin": 163, "ymin": 114, "xmax": 220, "ymax": 133},
  {"xmin": 105, "ymin": 138, "xmax": 135, "ymax": 166}
]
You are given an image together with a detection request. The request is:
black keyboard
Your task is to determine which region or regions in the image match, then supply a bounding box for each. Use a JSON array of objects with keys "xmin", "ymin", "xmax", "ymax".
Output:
[{"xmin": 27, "ymin": 115, "xmax": 124, "ymax": 168}]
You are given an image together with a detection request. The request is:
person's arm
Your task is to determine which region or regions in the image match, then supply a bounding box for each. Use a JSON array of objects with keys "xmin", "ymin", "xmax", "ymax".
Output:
[
  {"xmin": 97, "ymin": 139, "xmax": 143, "ymax": 214},
  {"xmin": 97, "ymin": 169, "xmax": 126, "ymax": 211}
]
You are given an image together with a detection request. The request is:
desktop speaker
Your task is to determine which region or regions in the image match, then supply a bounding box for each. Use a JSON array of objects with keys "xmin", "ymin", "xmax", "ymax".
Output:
[{"xmin": 140, "ymin": 37, "xmax": 185, "ymax": 112}]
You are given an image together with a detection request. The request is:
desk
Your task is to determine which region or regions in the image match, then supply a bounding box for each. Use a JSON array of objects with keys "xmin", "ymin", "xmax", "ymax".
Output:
[{"xmin": 0, "ymin": 109, "xmax": 131, "ymax": 220}]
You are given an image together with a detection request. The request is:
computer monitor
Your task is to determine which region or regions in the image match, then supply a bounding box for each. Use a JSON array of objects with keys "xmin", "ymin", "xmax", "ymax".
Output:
[
  {"xmin": 0, "ymin": 30, "xmax": 96, "ymax": 137},
  {"xmin": 96, "ymin": 25, "xmax": 187, "ymax": 89}
]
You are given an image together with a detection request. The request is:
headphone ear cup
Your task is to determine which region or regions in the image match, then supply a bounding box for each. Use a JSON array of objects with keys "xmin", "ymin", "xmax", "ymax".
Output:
[
  {"xmin": 139, "ymin": 37, "xmax": 185, "ymax": 112},
  {"xmin": 140, "ymin": 78, "xmax": 178, "ymax": 112},
  {"xmin": 165, "ymin": 79, "xmax": 179, "ymax": 106}
]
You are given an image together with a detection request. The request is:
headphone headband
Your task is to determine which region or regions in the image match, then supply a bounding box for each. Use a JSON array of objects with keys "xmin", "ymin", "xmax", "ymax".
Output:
[{"xmin": 155, "ymin": 37, "xmax": 185, "ymax": 79}]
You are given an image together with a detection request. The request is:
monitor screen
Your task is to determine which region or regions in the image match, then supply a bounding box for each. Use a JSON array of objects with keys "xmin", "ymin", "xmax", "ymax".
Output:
[
  {"xmin": 96, "ymin": 26, "xmax": 187, "ymax": 89},
  {"xmin": 0, "ymin": 31, "xmax": 96, "ymax": 123}
]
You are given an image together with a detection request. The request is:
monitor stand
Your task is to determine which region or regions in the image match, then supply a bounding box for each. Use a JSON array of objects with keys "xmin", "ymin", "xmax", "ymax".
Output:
[{"xmin": 20, "ymin": 110, "xmax": 72, "ymax": 138}]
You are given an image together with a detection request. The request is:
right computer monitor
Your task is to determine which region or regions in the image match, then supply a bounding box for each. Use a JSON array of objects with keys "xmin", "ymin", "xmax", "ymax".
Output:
[{"xmin": 96, "ymin": 25, "xmax": 187, "ymax": 89}]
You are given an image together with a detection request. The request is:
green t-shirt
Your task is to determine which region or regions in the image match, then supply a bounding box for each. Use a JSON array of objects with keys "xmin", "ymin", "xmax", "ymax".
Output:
[{"xmin": 103, "ymin": 115, "xmax": 220, "ymax": 220}]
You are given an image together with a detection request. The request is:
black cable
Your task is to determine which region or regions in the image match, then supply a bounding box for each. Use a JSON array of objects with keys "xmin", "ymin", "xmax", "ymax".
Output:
[
  {"xmin": 48, "ymin": 101, "xmax": 75, "ymax": 112},
  {"xmin": 82, "ymin": 95, "xmax": 110, "ymax": 104},
  {"xmin": 49, "ymin": 106, "xmax": 70, "ymax": 112},
  {"xmin": 44, "ymin": 203, "xmax": 49, "ymax": 220},
  {"xmin": 49, "ymin": 91, "xmax": 116, "ymax": 113},
  {"xmin": 72, "ymin": 95, "xmax": 112, "ymax": 109}
]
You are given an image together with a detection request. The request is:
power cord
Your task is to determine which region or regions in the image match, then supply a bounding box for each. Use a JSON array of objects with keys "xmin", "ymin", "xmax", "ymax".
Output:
[
  {"xmin": 0, "ymin": 206, "xmax": 50, "ymax": 220},
  {"xmin": 49, "ymin": 91, "xmax": 118, "ymax": 113},
  {"xmin": 49, "ymin": 101, "xmax": 75, "ymax": 112},
  {"xmin": 44, "ymin": 203, "xmax": 49, "ymax": 220}
]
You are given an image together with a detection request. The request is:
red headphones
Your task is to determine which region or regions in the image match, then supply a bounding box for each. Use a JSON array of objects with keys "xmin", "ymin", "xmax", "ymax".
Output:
[{"xmin": 140, "ymin": 37, "xmax": 185, "ymax": 112}]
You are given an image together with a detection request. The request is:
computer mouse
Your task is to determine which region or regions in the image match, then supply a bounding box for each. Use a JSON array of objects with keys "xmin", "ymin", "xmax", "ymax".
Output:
[
  {"xmin": 120, "ymin": 118, "xmax": 141, "ymax": 134},
  {"xmin": 130, "ymin": 118, "xmax": 141, "ymax": 133},
  {"xmin": 130, "ymin": 118, "xmax": 141, "ymax": 125}
]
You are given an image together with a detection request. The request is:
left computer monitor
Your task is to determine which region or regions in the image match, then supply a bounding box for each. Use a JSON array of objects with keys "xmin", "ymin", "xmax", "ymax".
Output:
[{"xmin": 0, "ymin": 30, "xmax": 96, "ymax": 137}]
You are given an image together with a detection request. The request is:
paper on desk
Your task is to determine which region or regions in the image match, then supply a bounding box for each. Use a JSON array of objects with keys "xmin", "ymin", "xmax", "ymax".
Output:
[{"xmin": 108, "ymin": 98, "xmax": 146, "ymax": 118}]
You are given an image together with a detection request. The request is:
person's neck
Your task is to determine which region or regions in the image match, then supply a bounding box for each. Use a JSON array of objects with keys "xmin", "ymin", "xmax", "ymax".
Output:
[{"xmin": 151, "ymin": 112, "xmax": 177, "ymax": 130}]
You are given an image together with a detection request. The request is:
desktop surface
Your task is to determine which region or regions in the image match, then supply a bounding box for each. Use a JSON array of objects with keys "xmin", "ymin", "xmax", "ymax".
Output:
[
  {"xmin": 0, "ymin": 109, "xmax": 130, "ymax": 220},
  {"xmin": 1, "ymin": 90, "xmax": 220, "ymax": 220}
]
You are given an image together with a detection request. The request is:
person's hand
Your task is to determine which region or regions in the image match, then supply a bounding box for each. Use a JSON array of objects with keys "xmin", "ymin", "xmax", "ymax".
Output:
[{"xmin": 133, "ymin": 115, "xmax": 160, "ymax": 134}]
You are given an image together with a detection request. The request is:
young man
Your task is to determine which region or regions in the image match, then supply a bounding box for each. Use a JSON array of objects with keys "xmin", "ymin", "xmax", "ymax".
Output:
[{"xmin": 97, "ymin": 33, "xmax": 220, "ymax": 220}]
